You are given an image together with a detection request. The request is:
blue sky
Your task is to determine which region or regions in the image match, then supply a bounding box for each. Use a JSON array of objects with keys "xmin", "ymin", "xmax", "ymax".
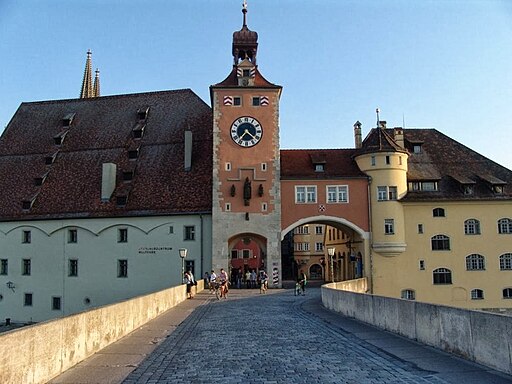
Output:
[{"xmin": 1, "ymin": 0, "xmax": 511, "ymax": 169}]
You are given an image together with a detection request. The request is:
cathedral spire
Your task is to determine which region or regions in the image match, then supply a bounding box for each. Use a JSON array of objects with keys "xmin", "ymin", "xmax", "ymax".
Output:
[
  {"xmin": 80, "ymin": 50, "xmax": 94, "ymax": 99},
  {"xmin": 93, "ymin": 68, "xmax": 101, "ymax": 97}
]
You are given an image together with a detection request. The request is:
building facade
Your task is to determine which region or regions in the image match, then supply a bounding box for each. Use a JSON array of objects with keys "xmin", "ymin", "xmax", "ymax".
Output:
[{"xmin": 1, "ymin": 5, "xmax": 511, "ymax": 322}]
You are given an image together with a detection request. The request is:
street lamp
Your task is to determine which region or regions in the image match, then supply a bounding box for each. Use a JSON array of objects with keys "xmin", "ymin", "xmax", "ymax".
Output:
[
  {"xmin": 179, "ymin": 248, "xmax": 187, "ymax": 284},
  {"xmin": 327, "ymin": 247, "xmax": 335, "ymax": 283}
]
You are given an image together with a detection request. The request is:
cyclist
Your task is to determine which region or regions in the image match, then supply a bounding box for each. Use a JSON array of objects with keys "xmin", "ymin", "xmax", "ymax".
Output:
[{"xmin": 259, "ymin": 270, "xmax": 268, "ymax": 293}]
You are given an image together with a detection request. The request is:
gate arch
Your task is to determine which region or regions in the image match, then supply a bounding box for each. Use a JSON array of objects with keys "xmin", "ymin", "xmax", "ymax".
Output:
[{"xmin": 281, "ymin": 215, "xmax": 368, "ymax": 241}]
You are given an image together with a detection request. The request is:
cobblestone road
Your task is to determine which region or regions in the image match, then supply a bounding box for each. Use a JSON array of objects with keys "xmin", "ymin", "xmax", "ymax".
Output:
[{"xmin": 122, "ymin": 288, "xmax": 512, "ymax": 384}]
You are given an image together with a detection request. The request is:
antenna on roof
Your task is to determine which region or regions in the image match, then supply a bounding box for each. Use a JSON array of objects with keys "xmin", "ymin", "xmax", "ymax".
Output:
[{"xmin": 402, "ymin": 113, "xmax": 406, "ymax": 128}]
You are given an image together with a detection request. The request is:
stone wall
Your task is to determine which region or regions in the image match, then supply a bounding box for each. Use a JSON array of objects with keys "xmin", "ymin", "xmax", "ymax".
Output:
[
  {"xmin": 0, "ymin": 281, "xmax": 203, "ymax": 384},
  {"xmin": 322, "ymin": 282, "xmax": 512, "ymax": 375}
]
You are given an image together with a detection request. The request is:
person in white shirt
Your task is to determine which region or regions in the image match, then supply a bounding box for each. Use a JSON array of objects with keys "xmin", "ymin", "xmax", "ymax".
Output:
[{"xmin": 209, "ymin": 270, "xmax": 217, "ymax": 293}]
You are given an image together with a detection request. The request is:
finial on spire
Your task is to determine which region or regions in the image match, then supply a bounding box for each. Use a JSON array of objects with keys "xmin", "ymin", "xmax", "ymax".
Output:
[{"xmin": 242, "ymin": 0, "xmax": 248, "ymax": 27}]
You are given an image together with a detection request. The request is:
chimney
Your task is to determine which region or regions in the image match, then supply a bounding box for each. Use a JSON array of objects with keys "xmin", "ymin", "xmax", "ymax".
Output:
[
  {"xmin": 101, "ymin": 163, "xmax": 117, "ymax": 201},
  {"xmin": 354, "ymin": 121, "xmax": 362, "ymax": 149},
  {"xmin": 378, "ymin": 121, "xmax": 387, "ymax": 129},
  {"xmin": 184, "ymin": 130, "xmax": 192, "ymax": 171},
  {"xmin": 394, "ymin": 127, "xmax": 404, "ymax": 148}
]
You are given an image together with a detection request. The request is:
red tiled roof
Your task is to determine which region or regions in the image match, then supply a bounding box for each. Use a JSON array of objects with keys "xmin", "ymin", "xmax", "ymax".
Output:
[
  {"xmin": 280, "ymin": 149, "xmax": 366, "ymax": 179},
  {"xmin": 0, "ymin": 89, "xmax": 213, "ymax": 220}
]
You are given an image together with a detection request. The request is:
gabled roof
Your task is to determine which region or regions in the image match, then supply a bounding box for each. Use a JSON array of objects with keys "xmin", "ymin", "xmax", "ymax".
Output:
[
  {"xmin": 280, "ymin": 149, "xmax": 367, "ymax": 179},
  {"xmin": 402, "ymin": 128, "xmax": 512, "ymax": 201},
  {"xmin": 0, "ymin": 89, "xmax": 213, "ymax": 221}
]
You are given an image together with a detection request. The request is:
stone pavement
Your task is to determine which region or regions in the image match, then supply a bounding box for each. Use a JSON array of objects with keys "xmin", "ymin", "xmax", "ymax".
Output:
[{"xmin": 50, "ymin": 288, "xmax": 512, "ymax": 384}]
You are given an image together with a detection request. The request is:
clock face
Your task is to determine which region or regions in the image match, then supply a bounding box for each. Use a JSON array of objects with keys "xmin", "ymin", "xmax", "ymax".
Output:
[{"xmin": 230, "ymin": 116, "xmax": 263, "ymax": 147}]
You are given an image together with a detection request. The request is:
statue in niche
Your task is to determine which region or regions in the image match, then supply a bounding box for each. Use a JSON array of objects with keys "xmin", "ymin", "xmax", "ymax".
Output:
[{"xmin": 243, "ymin": 177, "xmax": 251, "ymax": 206}]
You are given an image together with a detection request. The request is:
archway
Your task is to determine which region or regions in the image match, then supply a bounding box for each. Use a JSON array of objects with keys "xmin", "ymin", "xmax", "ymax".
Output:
[
  {"xmin": 280, "ymin": 216, "xmax": 369, "ymax": 284},
  {"xmin": 228, "ymin": 233, "xmax": 267, "ymax": 288}
]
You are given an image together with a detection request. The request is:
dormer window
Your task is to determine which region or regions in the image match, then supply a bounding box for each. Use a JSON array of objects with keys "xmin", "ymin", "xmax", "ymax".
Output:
[
  {"xmin": 122, "ymin": 171, "xmax": 134, "ymax": 181},
  {"xmin": 413, "ymin": 145, "xmax": 422, "ymax": 154},
  {"xmin": 133, "ymin": 128, "xmax": 144, "ymax": 139},
  {"xmin": 128, "ymin": 149, "xmax": 139, "ymax": 159},
  {"xmin": 62, "ymin": 113, "xmax": 75, "ymax": 127},
  {"xmin": 315, "ymin": 164, "xmax": 324, "ymax": 172},
  {"xmin": 137, "ymin": 107, "xmax": 149, "ymax": 120},
  {"xmin": 463, "ymin": 185, "xmax": 474, "ymax": 195},
  {"xmin": 494, "ymin": 185, "xmax": 504, "ymax": 194},
  {"xmin": 54, "ymin": 136, "xmax": 63, "ymax": 145}
]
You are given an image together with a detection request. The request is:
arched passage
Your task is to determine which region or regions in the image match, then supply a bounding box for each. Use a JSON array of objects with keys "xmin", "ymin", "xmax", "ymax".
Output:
[
  {"xmin": 228, "ymin": 233, "xmax": 267, "ymax": 288},
  {"xmin": 280, "ymin": 215, "xmax": 369, "ymax": 283}
]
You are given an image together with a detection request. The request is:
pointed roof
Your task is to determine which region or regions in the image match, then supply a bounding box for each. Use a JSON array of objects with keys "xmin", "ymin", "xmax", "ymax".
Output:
[
  {"xmin": 358, "ymin": 126, "xmax": 406, "ymax": 155},
  {"xmin": 80, "ymin": 50, "xmax": 94, "ymax": 99},
  {"xmin": 93, "ymin": 68, "xmax": 100, "ymax": 97},
  {"xmin": 232, "ymin": 1, "xmax": 258, "ymax": 65}
]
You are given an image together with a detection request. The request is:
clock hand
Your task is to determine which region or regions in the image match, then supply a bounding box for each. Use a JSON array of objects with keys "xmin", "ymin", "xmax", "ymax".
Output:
[{"xmin": 244, "ymin": 129, "xmax": 257, "ymax": 140}]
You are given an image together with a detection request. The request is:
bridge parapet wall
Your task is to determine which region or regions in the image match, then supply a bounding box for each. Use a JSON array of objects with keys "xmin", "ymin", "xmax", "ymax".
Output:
[
  {"xmin": 0, "ymin": 281, "xmax": 203, "ymax": 384},
  {"xmin": 322, "ymin": 281, "xmax": 512, "ymax": 375}
]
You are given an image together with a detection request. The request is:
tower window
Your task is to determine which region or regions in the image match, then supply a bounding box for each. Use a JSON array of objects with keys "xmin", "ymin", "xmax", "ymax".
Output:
[
  {"xmin": 384, "ymin": 219, "xmax": 395, "ymax": 235},
  {"xmin": 385, "ymin": 155, "xmax": 390, "ymax": 165},
  {"xmin": 233, "ymin": 97, "xmax": 241, "ymax": 106},
  {"xmin": 225, "ymin": 162, "xmax": 232, "ymax": 171},
  {"xmin": 243, "ymin": 69, "xmax": 250, "ymax": 77}
]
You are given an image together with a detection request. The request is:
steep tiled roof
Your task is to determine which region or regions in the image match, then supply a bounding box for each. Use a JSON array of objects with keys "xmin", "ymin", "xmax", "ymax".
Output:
[
  {"xmin": 402, "ymin": 128, "xmax": 512, "ymax": 201},
  {"xmin": 211, "ymin": 66, "xmax": 280, "ymax": 89},
  {"xmin": 358, "ymin": 127, "xmax": 406, "ymax": 154},
  {"xmin": 0, "ymin": 89, "xmax": 213, "ymax": 220},
  {"xmin": 280, "ymin": 149, "xmax": 367, "ymax": 179}
]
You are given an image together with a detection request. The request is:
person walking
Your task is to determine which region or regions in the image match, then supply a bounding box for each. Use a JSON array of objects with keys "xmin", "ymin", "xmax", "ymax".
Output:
[{"xmin": 184, "ymin": 271, "xmax": 194, "ymax": 299}]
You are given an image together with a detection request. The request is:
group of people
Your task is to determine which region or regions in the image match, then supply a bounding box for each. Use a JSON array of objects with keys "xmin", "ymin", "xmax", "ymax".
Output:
[
  {"xmin": 201, "ymin": 268, "xmax": 269, "ymax": 295},
  {"xmin": 206, "ymin": 268, "xmax": 229, "ymax": 298}
]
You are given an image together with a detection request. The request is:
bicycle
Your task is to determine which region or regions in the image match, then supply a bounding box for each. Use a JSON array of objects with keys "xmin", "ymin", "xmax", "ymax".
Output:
[{"xmin": 260, "ymin": 279, "xmax": 268, "ymax": 294}]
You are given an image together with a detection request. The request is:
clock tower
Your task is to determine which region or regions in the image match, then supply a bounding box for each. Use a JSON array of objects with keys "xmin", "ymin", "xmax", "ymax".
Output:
[{"xmin": 210, "ymin": 3, "xmax": 282, "ymax": 285}]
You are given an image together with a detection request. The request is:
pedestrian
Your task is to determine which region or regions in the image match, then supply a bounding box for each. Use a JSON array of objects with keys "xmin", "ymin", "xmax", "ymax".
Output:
[
  {"xmin": 204, "ymin": 271, "xmax": 210, "ymax": 286},
  {"xmin": 184, "ymin": 271, "xmax": 193, "ymax": 299},
  {"xmin": 245, "ymin": 269, "xmax": 251, "ymax": 288},
  {"xmin": 250, "ymin": 269, "xmax": 257, "ymax": 288},
  {"xmin": 298, "ymin": 270, "xmax": 307, "ymax": 295},
  {"xmin": 209, "ymin": 270, "xmax": 217, "ymax": 293}
]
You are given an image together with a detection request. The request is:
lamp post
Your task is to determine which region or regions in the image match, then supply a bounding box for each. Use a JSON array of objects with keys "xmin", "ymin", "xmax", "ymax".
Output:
[
  {"xmin": 179, "ymin": 248, "xmax": 187, "ymax": 284},
  {"xmin": 327, "ymin": 247, "xmax": 335, "ymax": 283}
]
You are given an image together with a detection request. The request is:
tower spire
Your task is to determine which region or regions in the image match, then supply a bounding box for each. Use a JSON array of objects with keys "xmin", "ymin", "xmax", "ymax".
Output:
[
  {"xmin": 242, "ymin": 0, "xmax": 248, "ymax": 27},
  {"xmin": 93, "ymin": 68, "xmax": 101, "ymax": 97},
  {"xmin": 80, "ymin": 49, "xmax": 93, "ymax": 99},
  {"xmin": 232, "ymin": 1, "xmax": 258, "ymax": 65}
]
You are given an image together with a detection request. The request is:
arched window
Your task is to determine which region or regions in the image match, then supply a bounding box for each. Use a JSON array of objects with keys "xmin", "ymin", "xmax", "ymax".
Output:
[
  {"xmin": 401, "ymin": 289, "xmax": 415, "ymax": 300},
  {"xmin": 471, "ymin": 289, "xmax": 484, "ymax": 300},
  {"xmin": 433, "ymin": 268, "xmax": 452, "ymax": 284},
  {"xmin": 498, "ymin": 218, "xmax": 512, "ymax": 234},
  {"xmin": 433, "ymin": 208, "xmax": 445, "ymax": 217},
  {"xmin": 464, "ymin": 219, "xmax": 481, "ymax": 235},
  {"xmin": 499, "ymin": 253, "xmax": 512, "ymax": 270},
  {"xmin": 466, "ymin": 254, "xmax": 485, "ymax": 270},
  {"xmin": 503, "ymin": 288, "xmax": 512, "ymax": 299},
  {"xmin": 431, "ymin": 235, "xmax": 450, "ymax": 251}
]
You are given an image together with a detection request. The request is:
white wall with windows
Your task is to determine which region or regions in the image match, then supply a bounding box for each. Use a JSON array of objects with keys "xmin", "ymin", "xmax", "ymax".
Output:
[{"xmin": 0, "ymin": 214, "xmax": 212, "ymax": 323}]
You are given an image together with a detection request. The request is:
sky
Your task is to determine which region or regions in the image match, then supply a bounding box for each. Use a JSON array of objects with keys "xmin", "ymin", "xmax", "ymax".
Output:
[{"xmin": 0, "ymin": 0, "xmax": 511, "ymax": 169}]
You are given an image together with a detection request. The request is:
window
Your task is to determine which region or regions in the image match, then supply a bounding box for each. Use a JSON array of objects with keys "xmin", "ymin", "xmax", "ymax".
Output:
[
  {"xmin": 22, "ymin": 230, "xmax": 31, "ymax": 244},
  {"xmin": 233, "ymin": 97, "xmax": 241, "ymax": 106},
  {"xmin": 184, "ymin": 226, "xmax": 196, "ymax": 241},
  {"xmin": 295, "ymin": 226, "xmax": 309, "ymax": 235},
  {"xmin": 261, "ymin": 203, "xmax": 267, "ymax": 212},
  {"xmin": 431, "ymin": 235, "xmax": 450, "ymax": 251},
  {"xmin": 471, "ymin": 289, "xmax": 484, "ymax": 300},
  {"xmin": 295, "ymin": 186, "xmax": 316, "ymax": 203},
  {"xmin": 24, "ymin": 293, "xmax": 33, "ymax": 306},
  {"xmin": 185, "ymin": 260, "xmax": 195, "ymax": 276},
  {"xmin": 327, "ymin": 186, "xmax": 348, "ymax": 203},
  {"xmin": 493, "ymin": 185, "xmax": 504, "ymax": 194},
  {"xmin": 68, "ymin": 259, "xmax": 78, "ymax": 277},
  {"xmin": 68, "ymin": 229, "xmax": 78, "ymax": 243},
  {"xmin": 315, "ymin": 242, "xmax": 324, "ymax": 252},
  {"xmin": 252, "ymin": 97, "xmax": 260, "ymax": 106},
  {"xmin": 413, "ymin": 145, "xmax": 422, "ymax": 154},
  {"xmin": 231, "ymin": 249, "xmax": 239, "ymax": 259},
  {"xmin": 52, "ymin": 296, "xmax": 62, "ymax": 310},
  {"xmin": 243, "ymin": 69, "xmax": 250, "ymax": 77},
  {"xmin": 22, "ymin": 259, "xmax": 31, "ymax": 276},
  {"xmin": 0, "ymin": 259, "xmax": 7, "ymax": 275},
  {"xmin": 503, "ymin": 288, "xmax": 512, "ymax": 299},
  {"xmin": 123, "ymin": 171, "xmax": 134, "ymax": 181},
  {"xmin": 118, "ymin": 260, "xmax": 128, "ymax": 278},
  {"xmin": 388, "ymin": 186, "xmax": 398, "ymax": 200},
  {"xmin": 261, "ymin": 163, "xmax": 267, "ymax": 171},
  {"xmin": 384, "ymin": 219, "xmax": 395, "ymax": 235},
  {"xmin": 499, "ymin": 253, "xmax": 512, "ymax": 270},
  {"xmin": 466, "ymin": 254, "xmax": 485, "ymax": 270},
  {"xmin": 498, "ymin": 218, "xmax": 512, "ymax": 234},
  {"xmin": 315, "ymin": 226, "xmax": 323, "ymax": 235},
  {"xmin": 385, "ymin": 155, "xmax": 390, "ymax": 165},
  {"xmin": 433, "ymin": 208, "xmax": 445, "ymax": 217},
  {"xmin": 419, "ymin": 260, "xmax": 425, "ymax": 270},
  {"xmin": 118, "ymin": 228, "xmax": 128, "ymax": 243},
  {"xmin": 409, "ymin": 181, "xmax": 439, "ymax": 191},
  {"xmin": 315, "ymin": 164, "xmax": 324, "ymax": 172},
  {"xmin": 433, "ymin": 268, "xmax": 452, "ymax": 284},
  {"xmin": 169, "ymin": 226, "xmax": 174, "ymax": 234},
  {"xmin": 401, "ymin": 289, "xmax": 415, "ymax": 300},
  {"xmin": 225, "ymin": 203, "xmax": 231, "ymax": 211},
  {"xmin": 225, "ymin": 162, "xmax": 231, "ymax": 171},
  {"xmin": 371, "ymin": 156, "xmax": 376, "ymax": 166},
  {"xmin": 128, "ymin": 149, "xmax": 139, "ymax": 159},
  {"xmin": 463, "ymin": 185, "xmax": 474, "ymax": 195},
  {"xmin": 464, "ymin": 219, "xmax": 480, "ymax": 235},
  {"xmin": 242, "ymin": 249, "xmax": 251, "ymax": 259},
  {"xmin": 295, "ymin": 242, "xmax": 310, "ymax": 251},
  {"xmin": 377, "ymin": 186, "xmax": 388, "ymax": 201},
  {"xmin": 418, "ymin": 224, "xmax": 424, "ymax": 234}
]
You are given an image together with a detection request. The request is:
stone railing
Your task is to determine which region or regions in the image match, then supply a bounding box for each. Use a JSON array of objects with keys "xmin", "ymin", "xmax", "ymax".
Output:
[
  {"xmin": 322, "ymin": 281, "xmax": 512, "ymax": 375},
  {"xmin": 0, "ymin": 281, "xmax": 203, "ymax": 384}
]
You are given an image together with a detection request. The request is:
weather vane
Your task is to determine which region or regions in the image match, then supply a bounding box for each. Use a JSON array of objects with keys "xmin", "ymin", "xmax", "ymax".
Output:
[{"xmin": 243, "ymin": 0, "xmax": 247, "ymax": 10}]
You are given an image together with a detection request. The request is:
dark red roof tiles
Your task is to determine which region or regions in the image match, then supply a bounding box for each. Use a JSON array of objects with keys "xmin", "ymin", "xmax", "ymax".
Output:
[{"xmin": 0, "ymin": 89, "xmax": 212, "ymax": 220}]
